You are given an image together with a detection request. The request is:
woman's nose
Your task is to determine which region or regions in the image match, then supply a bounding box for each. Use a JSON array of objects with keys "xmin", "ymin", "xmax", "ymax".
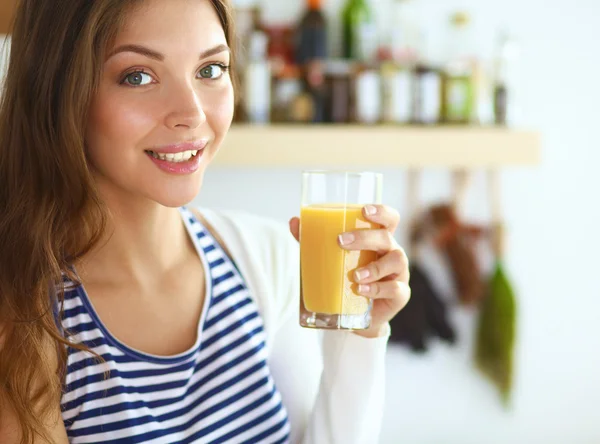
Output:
[{"xmin": 164, "ymin": 83, "xmax": 207, "ymax": 130}]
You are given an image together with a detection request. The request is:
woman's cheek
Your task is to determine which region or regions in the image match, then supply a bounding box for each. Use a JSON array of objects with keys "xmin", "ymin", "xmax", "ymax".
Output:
[
  {"xmin": 89, "ymin": 92, "xmax": 155, "ymax": 143},
  {"xmin": 211, "ymin": 83, "xmax": 235, "ymax": 132},
  {"xmin": 111, "ymin": 95, "xmax": 160, "ymax": 134},
  {"xmin": 85, "ymin": 92, "xmax": 157, "ymax": 173}
]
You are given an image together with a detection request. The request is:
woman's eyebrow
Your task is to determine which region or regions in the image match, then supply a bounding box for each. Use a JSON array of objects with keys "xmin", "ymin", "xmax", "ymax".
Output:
[{"xmin": 107, "ymin": 43, "xmax": 230, "ymax": 61}]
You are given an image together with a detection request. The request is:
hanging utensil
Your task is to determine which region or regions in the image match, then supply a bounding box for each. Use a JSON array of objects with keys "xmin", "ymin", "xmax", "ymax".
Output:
[
  {"xmin": 389, "ymin": 170, "xmax": 456, "ymax": 352},
  {"xmin": 428, "ymin": 201, "xmax": 487, "ymax": 306},
  {"xmin": 474, "ymin": 169, "xmax": 517, "ymax": 407}
]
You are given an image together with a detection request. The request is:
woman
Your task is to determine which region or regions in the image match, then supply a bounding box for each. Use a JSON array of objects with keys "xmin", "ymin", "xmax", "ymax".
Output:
[{"xmin": 0, "ymin": 0, "xmax": 411, "ymax": 443}]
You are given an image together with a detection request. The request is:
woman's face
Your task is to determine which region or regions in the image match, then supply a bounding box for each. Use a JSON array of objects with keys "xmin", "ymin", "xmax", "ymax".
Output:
[{"xmin": 86, "ymin": 0, "xmax": 234, "ymax": 208}]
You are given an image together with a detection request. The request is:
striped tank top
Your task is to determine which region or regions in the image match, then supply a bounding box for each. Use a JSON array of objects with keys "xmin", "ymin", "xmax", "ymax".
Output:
[{"xmin": 59, "ymin": 207, "xmax": 291, "ymax": 443}]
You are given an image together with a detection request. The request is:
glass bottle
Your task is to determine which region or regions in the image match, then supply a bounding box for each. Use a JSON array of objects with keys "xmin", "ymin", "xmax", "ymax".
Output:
[
  {"xmin": 342, "ymin": 0, "xmax": 378, "ymax": 62},
  {"xmin": 297, "ymin": 0, "xmax": 328, "ymax": 123},
  {"xmin": 441, "ymin": 12, "xmax": 476, "ymax": 124}
]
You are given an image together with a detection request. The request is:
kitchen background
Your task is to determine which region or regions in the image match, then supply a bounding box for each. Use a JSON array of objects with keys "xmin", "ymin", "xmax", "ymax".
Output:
[
  {"xmin": 1, "ymin": 0, "xmax": 599, "ymax": 442},
  {"xmin": 197, "ymin": 0, "xmax": 600, "ymax": 442}
]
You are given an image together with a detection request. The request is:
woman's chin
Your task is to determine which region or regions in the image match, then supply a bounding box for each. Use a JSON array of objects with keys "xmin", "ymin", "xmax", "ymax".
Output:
[{"xmin": 148, "ymin": 176, "xmax": 204, "ymax": 208}]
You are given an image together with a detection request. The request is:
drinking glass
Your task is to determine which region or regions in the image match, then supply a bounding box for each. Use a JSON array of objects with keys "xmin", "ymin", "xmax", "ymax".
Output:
[{"xmin": 299, "ymin": 170, "xmax": 383, "ymax": 330}]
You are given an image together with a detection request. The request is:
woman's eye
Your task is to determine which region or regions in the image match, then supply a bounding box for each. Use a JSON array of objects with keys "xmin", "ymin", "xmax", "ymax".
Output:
[
  {"xmin": 122, "ymin": 71, "xmax": 153, "ymax": 86},
  {"xmin": 198, "ymin": 64, "xmax": 227, "ymax": 80}
]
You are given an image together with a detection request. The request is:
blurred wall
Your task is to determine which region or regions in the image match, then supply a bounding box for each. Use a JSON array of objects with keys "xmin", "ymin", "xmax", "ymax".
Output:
[
  {"xmin": 195, "ymin": 0, "xmax": 600, "ymax": 442},
  {"xmin": 0, "ymin": 0, "xmax": 15, "ymax": 35},
  {"xmin": 0, "ymin": 35, "xmax": 10, "ymax": 87},
  {"xmin": 0, "ymin": 0, "xmax": 14, "ymax": 84}
]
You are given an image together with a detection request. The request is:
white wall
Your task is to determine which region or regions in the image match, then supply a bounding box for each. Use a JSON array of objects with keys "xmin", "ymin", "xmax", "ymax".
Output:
[
  {"xmin": 196, "ymin": 0, "xmax": 600, "ymax": 442},
  {"xmin": 0, "ymin": 35, "xmax": 10, "ymax": 88}
]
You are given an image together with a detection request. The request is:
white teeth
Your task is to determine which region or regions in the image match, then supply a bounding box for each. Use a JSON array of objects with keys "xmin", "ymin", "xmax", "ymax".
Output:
[{"xmin": 148, "ymin": 150, "xmax": 199, "ymax": 163}]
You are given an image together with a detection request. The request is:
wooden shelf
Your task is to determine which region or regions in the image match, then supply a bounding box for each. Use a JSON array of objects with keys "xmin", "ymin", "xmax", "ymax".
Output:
[{"xmin": 214, "ymin": 124, "xmax": 541, "ymax": 169}]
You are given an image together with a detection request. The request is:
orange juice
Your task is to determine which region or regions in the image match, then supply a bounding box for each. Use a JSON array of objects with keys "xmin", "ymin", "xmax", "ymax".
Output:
[{"xmin": 300, "ymin": 204, "xmax": 378, "ymax": 315}]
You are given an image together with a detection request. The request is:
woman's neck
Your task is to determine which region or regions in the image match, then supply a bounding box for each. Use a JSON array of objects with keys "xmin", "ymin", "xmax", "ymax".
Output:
[{"xmin": 77, "ymin": 188, "xmax": 192, "ymax": 285}]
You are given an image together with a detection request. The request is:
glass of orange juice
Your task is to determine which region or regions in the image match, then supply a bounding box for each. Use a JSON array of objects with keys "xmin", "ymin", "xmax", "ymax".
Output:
[{"xmin": 300, "ymin": 170, "xmax": 383, "ymax": 330}]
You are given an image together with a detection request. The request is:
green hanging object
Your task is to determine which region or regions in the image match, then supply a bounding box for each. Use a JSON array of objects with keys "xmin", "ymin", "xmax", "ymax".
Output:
[
  {"xmin": 475, "ymin": 172, "xmax": 517, "ymax": 407},
  {"xmin": 475, "ymin": 241, "xmax": 516, "ymax": 406}
]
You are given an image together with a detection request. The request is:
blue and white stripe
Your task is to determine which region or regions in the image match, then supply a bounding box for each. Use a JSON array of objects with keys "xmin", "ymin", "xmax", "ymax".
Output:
[{"xmin": 59, "ymin": 207, "xmax": 290, "ymax": 443}]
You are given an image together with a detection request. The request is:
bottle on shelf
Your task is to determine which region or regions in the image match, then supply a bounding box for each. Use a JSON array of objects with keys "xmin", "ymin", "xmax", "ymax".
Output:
[
  {"xmin": 324, "ymin": 60, "xmax": 353, "ymax": 124},
  {"xmin": 297, "ymin": 0, "xmax": 328, "ymax": 63},
  {"xmin": 441, "ymin": 11, "xmax": 476, "ymax": 124},
  {"xmin": 296, "ymin": 0, "xmax": 328, "ymax": 123},
  {"xmin": 243, "ymin": 30, "xmax": 272, "ymax": 124},
  {"xmin": 412, "ymin": 31, "xmax": 442, "ymax": 125},
  {"xmin": 473, "ymin": 58, "xmax": 494, "ymax": 126},
  {"xmin": 413, "ymin": 65, "xmax": 442, "ymax": 125},
  {"xmin": 493, "ymin": 30, "xmax": 520, "ymax": 126},
  {"xmin": 342, "ymin": 0, "xmax": 378, "ymax": 63},
  {"xmin": 354, "ymin": 66, "xmax": 382, "ymax": 124},
  {"xmin": 263, "ymin": 24, "xmax": 297, "ymax": 80},
  {"xmin": 289, "ymin": 92, "xmax": 317, "ymax": 123},
  {"xmin": 232, "ymin": 0, "xmax": 263, "ymax": 123},
  {"xmin": 380, "ymin": 0, "xmax": 419, "ymax": 125},
  {"xmin": 231, "ymin": 0, "xmax": 262, "ymax": 71},
  {"xmin": 381, "ymin": 61, "xmax": 413, "ymax": 124},
  {"xmin": 271, "ymin": 65, "xmax": 302, "ymax": 123}
]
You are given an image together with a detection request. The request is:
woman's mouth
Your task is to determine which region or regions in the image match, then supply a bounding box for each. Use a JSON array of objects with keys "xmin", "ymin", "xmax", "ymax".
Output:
[
  {"xmin": 145, "ymin": 149, "xmax": 200, "ymax": 163},
  {"xmin": 144, "ymin": 148, "xmax": 204, "ymax": 174}
]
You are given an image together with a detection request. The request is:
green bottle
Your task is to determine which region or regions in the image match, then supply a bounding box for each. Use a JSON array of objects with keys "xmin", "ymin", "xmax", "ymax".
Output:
[
  {"xmin": 342, "ymin": 0, "xmax": 377, "ymax": 61},
  {"xmin": 442, "ymin": 12, "xmax": 476, "ymax": 124}
]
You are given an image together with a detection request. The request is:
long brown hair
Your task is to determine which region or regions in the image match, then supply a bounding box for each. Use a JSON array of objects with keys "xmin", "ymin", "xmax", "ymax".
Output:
[{"xmin": 0, "ymin": 1, "xmax": 236, "ymax": 442}]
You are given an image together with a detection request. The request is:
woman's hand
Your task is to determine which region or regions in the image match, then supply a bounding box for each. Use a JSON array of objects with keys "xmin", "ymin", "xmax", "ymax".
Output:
[{"xmin": 289, "ymin": 204, "xmax": 411, "ymax": 339}]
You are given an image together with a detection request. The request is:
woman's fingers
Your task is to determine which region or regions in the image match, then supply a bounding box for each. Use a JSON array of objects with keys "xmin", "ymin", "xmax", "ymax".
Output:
[
  {"xmin": 362, "ymin": 205, "xmax": 401, "ymax": 232},
  {"xmin": 289, "ymin": 217, "xmax": 300, "ymax": 242},
  {"xmin": 357, "ymin": 280, "xmax": 411, "ymax": 310},
  {"xmin": 353, "ymin": 248, "xmax": 410, "ymax": 285},
  {"xmin": 338, "ymin": 228, "xmax": 398, "ymax": 255}
]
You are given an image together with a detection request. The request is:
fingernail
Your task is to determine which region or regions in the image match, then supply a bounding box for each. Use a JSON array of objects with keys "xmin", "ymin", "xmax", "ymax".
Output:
[
  {"xmin": 355, "ymin": 268, "xmax": 370, "ymax": 282},
  {"xmin": 364, "ymin": 205, "xmax": 377, "ymax": 216},
  {"xmin": 358, "ymin": 284, "xmax": 371, "ymax": 294},
  {"xmin": 338, "ymin": 233, "xmax": 355, "ymax": 246}
]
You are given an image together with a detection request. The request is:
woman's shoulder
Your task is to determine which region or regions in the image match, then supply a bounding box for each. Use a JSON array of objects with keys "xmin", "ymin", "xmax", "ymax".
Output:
[{"xmin": 194, "ymin": 207, "xmax": 297, "ymax": 257}]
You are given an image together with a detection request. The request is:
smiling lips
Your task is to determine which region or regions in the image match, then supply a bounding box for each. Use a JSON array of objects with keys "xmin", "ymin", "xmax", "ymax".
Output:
[
  {"xmin": 145, "ymin": 140, "xmax": 208, "ymax": 174},
  {"xmin": 148, "ymin": 149, "xmax": 199, "ymax": 163}
]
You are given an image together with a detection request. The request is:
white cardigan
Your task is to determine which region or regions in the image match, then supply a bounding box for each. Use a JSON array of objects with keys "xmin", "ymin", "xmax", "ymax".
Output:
[{"xmin": 197, "ymin": 208, "xmax": 389, "ymax": 444}]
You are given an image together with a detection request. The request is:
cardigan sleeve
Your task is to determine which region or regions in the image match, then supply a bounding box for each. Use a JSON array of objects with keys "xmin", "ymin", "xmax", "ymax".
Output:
[{"xmin": 196, "ymin": 208, "xmax": 390, "ymax": 444}]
